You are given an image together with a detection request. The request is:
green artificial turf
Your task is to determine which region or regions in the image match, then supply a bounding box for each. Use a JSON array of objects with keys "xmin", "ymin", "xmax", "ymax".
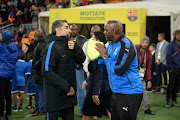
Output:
[{"xmin": 10, "ymin": 92, "xmax": 180, "ymax": 120}]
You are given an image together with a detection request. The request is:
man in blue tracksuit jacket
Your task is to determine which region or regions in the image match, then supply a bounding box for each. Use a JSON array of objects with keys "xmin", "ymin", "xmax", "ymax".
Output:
[
  {"xmin": 165, "ymin": 29, "xmax": 180, "ymax": 108},
  {"xmin": 96, "ymin": 20, "xmax": 144, "ymax": 120}
]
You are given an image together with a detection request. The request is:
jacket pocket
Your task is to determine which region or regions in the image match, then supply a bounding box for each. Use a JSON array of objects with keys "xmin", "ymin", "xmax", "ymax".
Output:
[{"xmin": 125, "ymin": 73, "xmax": 133, "ymax": 87}]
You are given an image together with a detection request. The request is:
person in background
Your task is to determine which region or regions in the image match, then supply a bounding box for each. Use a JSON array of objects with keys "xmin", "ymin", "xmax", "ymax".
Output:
[
  {"xmin": 26, "ymin": 52, "xmax": 36, "ymax": 109},
  {"xmin": 155, "ymin": 33, "xmax": 169, "ymax": 87},
  {"xmin": 13, "ymin": 30, "xmax": 19, "ymax": 42},
  {"xmin": 70, "ymin": 24, "xmax": 87, "ymax": 115},
  {"xmin": 0, "ymin": 30, "xmax": 18, "ymax": 120},
  {"xmin": 30, "ymin": 29, "xmax": 45, "ymax": 116},
  {"xmin": 135, "ymin": 36, "xmax": 154, "ymax": 115},
  {"xmin": 82, "ymin": 31, "xmax": 111, "ymax": 120},
  {"xmin": 18, "ymin": 26, "xmax": 26, "ymax": 41},
  {"xmin": 149, "ymin": 43, "xmax": 157, "ymax": 92},
  {"xmin": 165, "ymin": 30, "xmax": 180, "ymax": 108},
  {"xmin": 11, "ymin": 52, "xmax": 28, "ymax": 112}
]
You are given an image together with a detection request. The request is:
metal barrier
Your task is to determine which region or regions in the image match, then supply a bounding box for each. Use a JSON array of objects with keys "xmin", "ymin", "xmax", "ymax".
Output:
[
  {"xmin": 0, "ymin": 23, "xmax": 18, "ymax": 33},
  {"xmin": 21, "ymin": 24, "xmax": 34, "ymax": 34}
]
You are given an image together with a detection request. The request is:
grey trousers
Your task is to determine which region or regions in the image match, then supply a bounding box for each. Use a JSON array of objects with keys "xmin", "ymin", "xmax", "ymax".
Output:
[{"xmin": 142, "ymin": 80, "xmax": 150, "ymax": 110}]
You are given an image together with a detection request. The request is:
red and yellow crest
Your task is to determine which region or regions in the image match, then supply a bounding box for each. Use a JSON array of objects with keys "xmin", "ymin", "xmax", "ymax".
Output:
[{"xmin": 128, "ymin": 10, "xmax": 138, "ymax": 21}]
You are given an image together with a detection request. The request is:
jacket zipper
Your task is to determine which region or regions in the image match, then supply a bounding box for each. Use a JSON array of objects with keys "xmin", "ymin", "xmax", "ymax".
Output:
[{"xmin": 125, "ymin": 73, "xmax": 133, "ymax": 87}]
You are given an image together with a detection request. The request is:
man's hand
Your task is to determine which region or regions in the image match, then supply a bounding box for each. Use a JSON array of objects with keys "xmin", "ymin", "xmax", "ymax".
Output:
[
  {"xmin": 157, "ymin": 61, "xmax": 161, "ymax": 65},
  {"xmin": 67, "ymin": 87, "xmax": 75, "ymax": 96},
  {"xmin": 92, "ymin": 95, "xmax": 100, "ymax": 105},
  {"xmin": 68, "ymin": 41, "xmax": 75, "ymax": 50},
  {"xmin": 153, "ymin": 72, "xmax": 157, "ymax": 76},
  {"xmin": 147, "ymin": 81, "xmax": 152, "ymax": 89},
  {"xmin": 82, "ymin": 80, "xmax": 88, "ymax": 90},
  {"xmin": 95, "ymin": 43, "xmax": 108, "ymax": 58}
]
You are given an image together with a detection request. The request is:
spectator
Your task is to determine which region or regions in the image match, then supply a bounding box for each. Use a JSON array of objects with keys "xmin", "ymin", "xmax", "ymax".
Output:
[
  {"xmin": 11, "ymin": 0, "xmax": 18, "ymax": 8},
  {"xmin": 17, "ymin": 0, "xmax": 26, "ymax": 12},
  {"xmin": 21, "ymin": 43, "xmax": 30, "ymax": 61},
  {"xmin": 1, "ymin": 1, "xmax": 9, "ymax": 22},
  {"xmin": 18, "ymin": 26, "xmax": 26, "ymax": 41},
  {"xmin": 30, "ymin": 29, "xmax": 45, "ymax": 116},
  {"xmin": 23, "ymin": 7, "xmax": 31, "ymax": 23},
  {"xmin": 42, "ymin": 20, "xmax": 85, "ymax": 120},
  {"xmin": 26, "ymin": 52, "xmax": 36, "ymax": 109},
  {"xmin": 31, "ymin": 5, "xmax": 39, "ymax": 29},
  {"xmin": 149, "ymin": 43, "xmax": 157, "ymax": 92},
  {"xmin": 96, "ymin": 20, "xmax": 144, "ymax": 120},
  {"xmin": 82, "ymin": 31, "xmax": 111, "ymax": 120},
  {"xmin": 11, "ymin": 52, "xmax": 28, "ymax": 112},
  {"xmin": 8, "ymin": 7, "xmax": 15, "ymax": 23},
  {"xmin": 135, "ymin": 36, "xmax": 154, "ymax": 115},
  {"xmin": 13, "ymin": 30, "xmax": 19, "ymax": 42},
  {"xmin": 166, "ymin": 30, "xmax": 180, "ymax": 108},
  {"xmin": 155, "ymin": 33, "xmax": 169, "ymax": 87},
  {"xmin": 70, "ymin": 24, "xmax": 87, "ymax": 114},
  {"xmin": 0, "ymin": 30, "xmax": 19, "ymax": 120},
  {"xmin": 15, "ymin": 10, "xmax": 24, "ymax": 26}
]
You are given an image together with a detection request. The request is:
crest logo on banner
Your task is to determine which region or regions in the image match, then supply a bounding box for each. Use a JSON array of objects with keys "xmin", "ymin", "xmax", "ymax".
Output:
[{"xmin": 128, "ymin": 10, "xmax": 138, "ymax": 21}]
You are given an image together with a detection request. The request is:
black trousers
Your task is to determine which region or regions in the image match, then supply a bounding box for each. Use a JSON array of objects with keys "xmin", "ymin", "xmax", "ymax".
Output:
[
  {"xmin": 166, "ymin": 68, "xmax": 180, "ymax": 102},
  {"xmin": 111, "ymin": 93, "xmax": 143, "ymax": 120},
  {"xmin": 0, "ymin": 78, "xmax": 12, "ymax": 117},
  {"xmin": 46, "ymin": 107, "xmax": 74, "ymax": 120}
]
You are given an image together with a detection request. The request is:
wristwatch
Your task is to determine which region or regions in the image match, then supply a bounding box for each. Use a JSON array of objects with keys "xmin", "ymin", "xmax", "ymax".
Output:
[{"xmin": 103, "ymin": 55, "xmax": 108, "ymax": 59}]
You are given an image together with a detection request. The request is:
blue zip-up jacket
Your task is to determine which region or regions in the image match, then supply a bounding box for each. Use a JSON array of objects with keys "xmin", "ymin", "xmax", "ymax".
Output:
[
  {"xmin": 99, "ymin": 35, "xmax": 144, "ymax": 95},
  {"xmin": 0, "ymin": 41, "xmax": 18, "ymax": 79},
  {"xmin": 166, "ymin": 41, "xmax": 180, "ymax": 70}
]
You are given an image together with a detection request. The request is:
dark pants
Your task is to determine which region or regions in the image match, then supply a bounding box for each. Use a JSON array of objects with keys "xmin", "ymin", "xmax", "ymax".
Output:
[
  {"xmin": 0, "ymin": 78, "xmax": 12, "ymax": 117},
  {"xmin": 111, "ymin": 93, "xmax": 143, "ymax": 120},
  {"xmin": 35, "ymin": 84, "xmax": 44, "ymax": 113},
  {"xmin": 166, "ymin": 68, "xmax": 180, "ymax": 102},
  {"xmin": 46, "ymin": 107, "xmax": 74, "ymax": 120},
  {"xmin": 156, "ymin": 64, "xmax": 168, "ymax": 86}
]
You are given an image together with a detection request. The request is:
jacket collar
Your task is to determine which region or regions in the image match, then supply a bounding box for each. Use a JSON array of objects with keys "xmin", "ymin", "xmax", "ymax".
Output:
[{"xmin": 113, "ymin": 34, "xmax": 125, "ymax": 43}]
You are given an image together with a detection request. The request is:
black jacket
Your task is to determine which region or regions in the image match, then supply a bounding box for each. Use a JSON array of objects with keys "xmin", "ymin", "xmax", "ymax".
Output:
[
  {"xmin": 74, "ymin": 34, "xmax": 87, "ymax": 69},
  {"xmin": 42, "ymin": 35, "xmax": 85, "ymax": 112},
  {"xmin": 31, "ymin": 37, "xmax": 45, "ymax": 84},
  {"xmin": 87, "ymin": 59, "xmax": 111, "ymax": 95}
]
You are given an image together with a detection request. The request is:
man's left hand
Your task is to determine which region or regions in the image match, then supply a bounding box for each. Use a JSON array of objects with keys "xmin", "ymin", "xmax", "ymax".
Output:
[
  {"xmin": 68, "ymin": 41, "xmax": 75, "ymax": 50},
  {"xmin": 147, "ymin": 81, "xmax": 152, "ymax": 89},
  {"xmin": 95, "ymin": 43, "xmax": 108, "ymax": 58}
]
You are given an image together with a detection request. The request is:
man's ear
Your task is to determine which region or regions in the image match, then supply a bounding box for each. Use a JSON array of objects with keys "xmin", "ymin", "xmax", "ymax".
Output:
[{"xmin": 112, "ymin": 29, "xmax": 116, "ymax": 35}]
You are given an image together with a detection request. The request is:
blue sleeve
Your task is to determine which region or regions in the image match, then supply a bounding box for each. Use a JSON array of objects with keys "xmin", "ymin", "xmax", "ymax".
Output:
[{"xmin": 166, "ymin": 44, "xmax": 173, "ymax": 70}]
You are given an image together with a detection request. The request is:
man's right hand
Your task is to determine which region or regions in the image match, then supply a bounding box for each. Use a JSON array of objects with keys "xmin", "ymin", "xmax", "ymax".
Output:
[
  {"xmin": 67, "ymin": 87, "xmax": 75, "ymax": 96},
  {"xmin": 157, "ymin": 61, "xmax": 161, "ymax": 65}
]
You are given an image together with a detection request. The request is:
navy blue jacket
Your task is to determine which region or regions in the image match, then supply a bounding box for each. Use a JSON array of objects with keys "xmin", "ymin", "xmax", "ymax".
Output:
[
  {"xmin": 87, "ymin": 59, "xmax": 110, "ymax": 95},
  {"xmin": 166, "ymin": 41, "xmax": 180, "ymax": 70}
]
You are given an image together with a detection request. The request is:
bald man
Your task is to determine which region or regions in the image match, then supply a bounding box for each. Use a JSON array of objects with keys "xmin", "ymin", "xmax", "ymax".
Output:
[
  {"xmin": 70, "ymin": 24, "xmax": 87, "ymax": 114},
  {"xmin": 96, "ymin": 20, "xmax": 144, "ymax": 120},
  {"xmin": 30, "ymin": 29, "xmax": 46, "ymax": 116}
]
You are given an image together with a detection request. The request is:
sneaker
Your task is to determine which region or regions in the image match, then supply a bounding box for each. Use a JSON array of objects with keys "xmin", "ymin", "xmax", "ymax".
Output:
[
  {"xmin": 5, "ymin": 115, "xmax": 11, "ymax": 120},
  {"xmin": 18, "ymin": 106, "xmax": 23, "ymax": 111},
  {"xmin": 144, "ymin": 107, "xmax": 155, "ymax": 115},
  {"xmin": 172, "ymin": 101, "xmax": 180, "ymax": 107},
  {"xmin": 12, "ymin": 106, "xmax": 18, "ymax": 112},
  {"xmin": 26, "ymin": 105, "xmax": 33, "ymax": 109},
  {"xmin": 29, "ymin": 110, "xmax": 38, "ymax": 114},
  {"xmin": 165, "ymin": 101, "xmax": 171, "ymax": 108}
]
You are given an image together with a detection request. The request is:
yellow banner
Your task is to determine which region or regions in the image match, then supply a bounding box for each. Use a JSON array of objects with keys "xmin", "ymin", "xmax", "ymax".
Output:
[{"xmin": 50, "ymin": 8, "xmax": 146, "ymax": 44}]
